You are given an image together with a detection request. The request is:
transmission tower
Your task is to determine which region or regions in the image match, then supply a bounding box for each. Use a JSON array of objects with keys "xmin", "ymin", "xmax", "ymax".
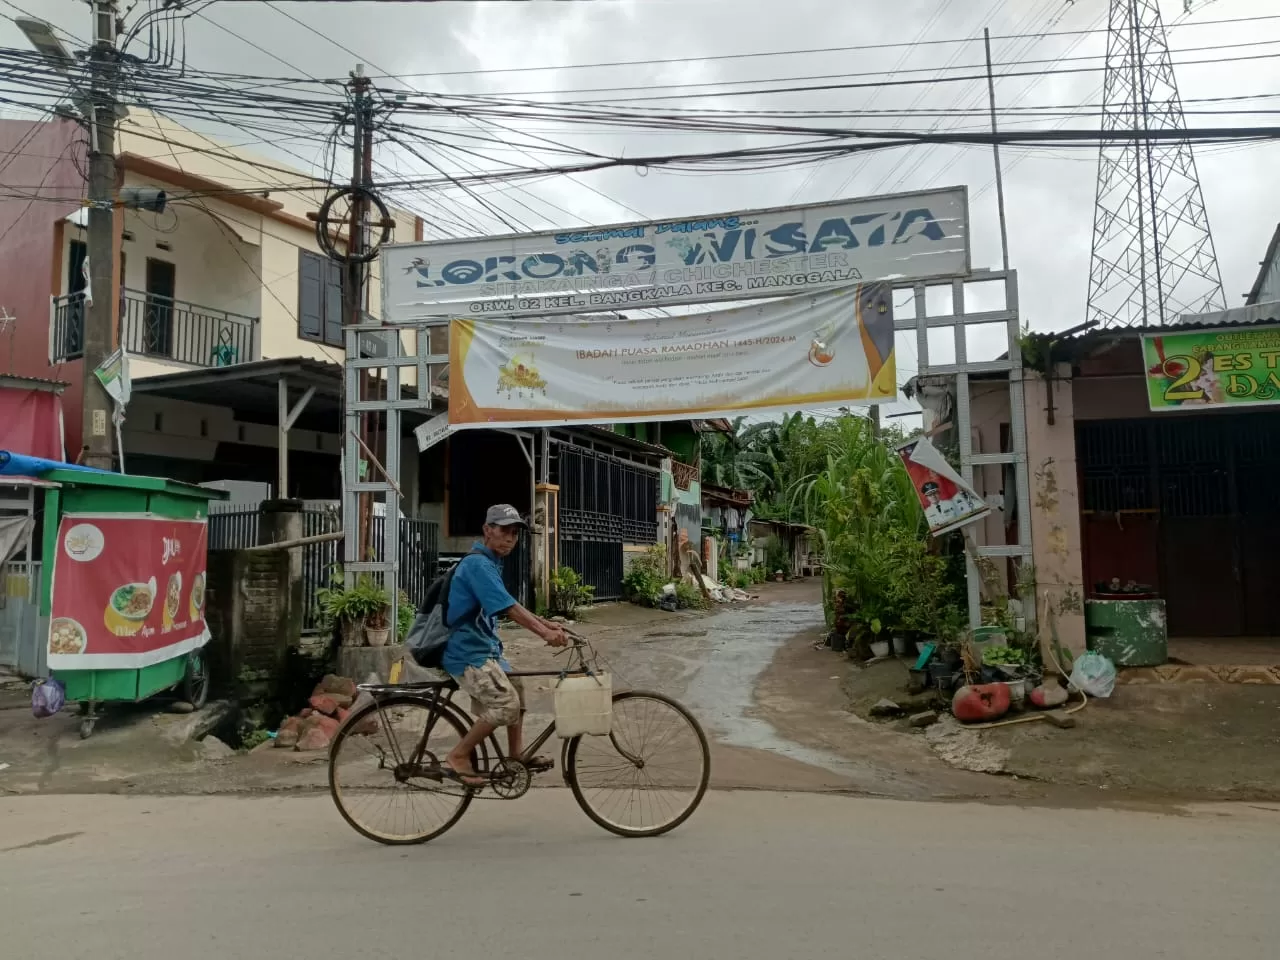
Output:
[{"xmin": 1086, "ymin": 0, "xmax": 1226, "ymax": 327}]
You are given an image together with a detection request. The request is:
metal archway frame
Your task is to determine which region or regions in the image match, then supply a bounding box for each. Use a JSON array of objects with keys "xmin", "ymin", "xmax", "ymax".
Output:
[{"xmin": 342, "ymin": 268, "xmax": 1033, "ymax": 633}]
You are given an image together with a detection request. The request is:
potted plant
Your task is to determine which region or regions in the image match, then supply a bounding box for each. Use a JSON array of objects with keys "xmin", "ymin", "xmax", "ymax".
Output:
[
  {"xmin": 317, "ymin": 573, "xmax": 390, "ymax": 646},
  {"xmin": 549, "ymin": 566, "xmax": 594, "ymax": 619},
  {"xmin": 353, "ymin": 576, "xmax": 392, "ymax": 646}
]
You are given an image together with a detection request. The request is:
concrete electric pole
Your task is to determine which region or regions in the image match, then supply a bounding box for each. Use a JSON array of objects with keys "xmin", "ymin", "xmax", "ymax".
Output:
[
  {"xmin": 15, "ymin": 7, "xmax": 118, "ymax": 467},
  {"xmin": 81, "ymin": 0, "xmax": 120, "ymax": 469}
]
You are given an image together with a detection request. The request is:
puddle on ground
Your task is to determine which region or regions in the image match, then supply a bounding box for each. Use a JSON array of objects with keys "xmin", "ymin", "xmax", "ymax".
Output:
[{"xmin": 678, "ymin": 602, "xmax": 866, "ymax": 779}]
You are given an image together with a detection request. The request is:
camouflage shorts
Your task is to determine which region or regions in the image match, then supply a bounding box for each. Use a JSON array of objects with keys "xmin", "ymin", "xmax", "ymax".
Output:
[{"xmin": 453, "ymin": 660, "xmax": 526, "ymax": 727}]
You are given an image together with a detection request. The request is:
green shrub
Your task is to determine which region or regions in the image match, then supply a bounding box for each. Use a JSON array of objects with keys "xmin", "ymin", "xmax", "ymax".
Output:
[
  {"xmin": 764, "ymin": 535, "xmax": 789, "ymax": 575},
  {"xmin": 550, "ymin": 566, "xmax": 595, "ymax": 617},
  {"xmin": 396, "ymin": 590, "xmax": 415, "ymax": 642},
  {"xmin": 623, "ymin": 544, "xmax": 669, "ymax": 606},
  {"xmin": 674, "ymin": 580, "xmax": 709, "ymax": 610}
]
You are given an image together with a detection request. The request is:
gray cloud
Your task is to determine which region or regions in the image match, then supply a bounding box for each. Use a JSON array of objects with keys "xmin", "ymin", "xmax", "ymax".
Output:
[{"xmin": 9, "ymin": 0, "xmax": 1278, "ymax": 407}]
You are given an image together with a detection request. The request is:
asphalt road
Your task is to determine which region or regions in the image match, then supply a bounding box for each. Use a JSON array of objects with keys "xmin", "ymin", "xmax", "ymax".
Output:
[{"xmin": 2, "ymin": 791, "xmax": 1277, "ymax": 959}]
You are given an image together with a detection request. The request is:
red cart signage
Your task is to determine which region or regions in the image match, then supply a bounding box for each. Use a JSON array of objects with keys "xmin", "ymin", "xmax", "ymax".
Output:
[{"xmin": 47, "ymin": 514, "xmax": 210, "ymax": 669}]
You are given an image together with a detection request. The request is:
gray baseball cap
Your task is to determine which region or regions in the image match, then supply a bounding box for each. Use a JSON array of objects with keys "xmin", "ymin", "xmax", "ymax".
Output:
[{"xmin": 484, "ymin": 504, "xmax": 526, "ymax": 527}]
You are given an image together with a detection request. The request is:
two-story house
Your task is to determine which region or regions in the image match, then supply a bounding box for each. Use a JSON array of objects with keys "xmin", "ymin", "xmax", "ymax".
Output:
[
  {"xmin": 0, "ymin": 111, "xmax": 725, "ymax": 612},
  {"xmin": 0, "ymin": 110, "xmax": 421, "ymax": 495}
]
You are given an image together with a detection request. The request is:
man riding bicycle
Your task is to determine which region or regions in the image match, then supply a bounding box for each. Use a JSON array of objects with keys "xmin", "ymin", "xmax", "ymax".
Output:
[{"xmin": 442, "ymin": 504, "xmax": 568, "ymax": 785}]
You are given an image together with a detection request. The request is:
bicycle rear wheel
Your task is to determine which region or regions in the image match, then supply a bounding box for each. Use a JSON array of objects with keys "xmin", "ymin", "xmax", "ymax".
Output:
[
  {"xmin": 329, "ymin": 694, "xmax": 477, "ymax": 845},
  {"xmin": 567, "ymin": 690, "xmax": 710, "ymax": 838}
]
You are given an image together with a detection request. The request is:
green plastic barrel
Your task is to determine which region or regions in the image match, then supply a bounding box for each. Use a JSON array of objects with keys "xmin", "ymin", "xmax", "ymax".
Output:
[{"xmin": 1085, "ymin": 599, "xmax": 1168, "ymax": 667}]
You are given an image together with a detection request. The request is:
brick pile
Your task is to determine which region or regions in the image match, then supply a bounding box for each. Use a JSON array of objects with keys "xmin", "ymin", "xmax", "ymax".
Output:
[{"xmin": 275, "ymin": 674, "xmax": 375, "ymax": 751}]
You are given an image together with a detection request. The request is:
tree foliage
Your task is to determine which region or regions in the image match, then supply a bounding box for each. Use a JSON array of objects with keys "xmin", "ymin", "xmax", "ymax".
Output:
[{"xmin": 703, "ymin": 413, "xmax": 963, "ymax": 642}]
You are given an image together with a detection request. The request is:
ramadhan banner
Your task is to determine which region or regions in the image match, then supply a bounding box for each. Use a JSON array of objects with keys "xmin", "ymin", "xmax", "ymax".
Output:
[
  {"xmin": 382, "ymin": 188, "xmax": 969, "ymax": 321},
  {"xmin": 1142, "ymin": 322, "xmax": 1280, "ymax": 410},
  {"xmin": 447, "ymin": 284, "xmax": 896, "ymax": 427},
  {"xmin": 897, "ymin": 437, "xmax": 990, "ymax": 537},
  {"xmin": 47, "ymin": 514, "xmax": 210, "ymax": 670}
]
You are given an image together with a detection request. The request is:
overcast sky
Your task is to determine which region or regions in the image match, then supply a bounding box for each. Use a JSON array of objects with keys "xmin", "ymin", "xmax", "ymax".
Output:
[{"xmin": 9, "ymin": 0, "xmax": 1280, "ymax": 418}]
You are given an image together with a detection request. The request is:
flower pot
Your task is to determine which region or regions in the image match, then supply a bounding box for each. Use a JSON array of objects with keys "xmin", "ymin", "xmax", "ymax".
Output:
[
  {"xmin": 891, "ymin": 635, "xmax": 909, "ymax": 656},
  {"xmin": 869, "ymin": 640, "xmax": 890, "ymax": 659},
  {"xmin": 365, "ymin": 625, "xmax": 390, "ymax": 647},
  {"xmin": 339, "ymin": 618, "xmax": 362, "ymax": 647},
  {"xmin": 831, "ymin": 630, "xmax": 847, "ymax": 653},
  {"xmin": 915, "ymin": 641, "xmax": 928, "ymax": 655},
  {"xmin": 774, "ymin": 573, "xmax": 784, "ymax": 582}
]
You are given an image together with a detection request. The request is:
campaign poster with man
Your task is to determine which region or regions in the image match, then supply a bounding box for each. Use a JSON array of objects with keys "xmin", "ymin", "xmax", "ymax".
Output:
[{"xmin": 896, "ymin": 436, "xmax": 991, "ymax": 537}]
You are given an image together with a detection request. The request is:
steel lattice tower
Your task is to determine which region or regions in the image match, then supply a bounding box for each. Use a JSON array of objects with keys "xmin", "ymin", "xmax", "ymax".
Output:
[{"xmin": 1086, "ymin": 0, "xmax": 1226, "ymax": 327}]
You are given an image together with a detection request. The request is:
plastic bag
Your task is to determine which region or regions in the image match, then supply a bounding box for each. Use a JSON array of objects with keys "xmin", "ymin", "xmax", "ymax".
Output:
[
  {"xmin": 31, "ymin": 677, "xmax": 66, "ymax": 718},
  {"xmin": 1069, "ymin": 651, "xmax": 1116, "ymax": 699}
]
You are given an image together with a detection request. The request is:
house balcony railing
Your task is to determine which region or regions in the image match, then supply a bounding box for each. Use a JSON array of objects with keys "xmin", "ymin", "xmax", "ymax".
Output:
[
  {"xmin": 50, "ymin": 289, "xmax": 258, "ymax": 368},
  {"xmin": 671, "ymin": 458, "xmax": 699, "ymax": 492}
]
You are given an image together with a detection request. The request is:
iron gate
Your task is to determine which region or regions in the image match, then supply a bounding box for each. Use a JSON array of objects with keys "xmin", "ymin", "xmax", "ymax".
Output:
[
  {"xmin": 559, "ymin": 540, "xmax": 624, "ymax": 602},
  {"xmin": 555, "ymin": 443, "xmax": 658, "ymax": 602},
  {"xmin": 1078, "ymin": 413, "xmax": 1280, "ymax": 637}
]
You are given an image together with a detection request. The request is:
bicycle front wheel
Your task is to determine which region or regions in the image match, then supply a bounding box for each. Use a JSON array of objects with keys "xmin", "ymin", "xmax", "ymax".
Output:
[
  {"xmin": 567, "ymin": 690, "xmax": 710, "ymax": 838},
  {"xmin": 329, "ymin": 694, "xmax": 476, "ymax": 845}
]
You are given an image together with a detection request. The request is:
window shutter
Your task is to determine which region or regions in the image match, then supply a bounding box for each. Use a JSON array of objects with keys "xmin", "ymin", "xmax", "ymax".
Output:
[
  {"xmin": 298, "ymin": 252, "xmax": 323, "ymax": 339},
  {"xmin": 323, "ymin": 260, "xmax": 345, "ymax": 346}
]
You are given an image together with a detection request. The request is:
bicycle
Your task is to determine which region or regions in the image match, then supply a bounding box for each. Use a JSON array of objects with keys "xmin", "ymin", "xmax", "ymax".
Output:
[{"xmin": 328, "ymin": 633, "xmax": 711, "ymax": 845}]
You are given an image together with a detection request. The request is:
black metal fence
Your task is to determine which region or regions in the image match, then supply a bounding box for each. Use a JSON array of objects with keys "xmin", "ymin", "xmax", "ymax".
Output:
[
  {"xmin": 371, "ymin": 515, "xmax": 439, "ymax": 610},
  {"xmin": 208, "ymin": 508, "xmax": 259, "ymax": 550},
  {"xmin": 208, "ymin": 505, "xmax": 437, "ymax": 633},
  {"xmin": 50, "ymin": 292, "xmax": 85, "ymax": 363},
  {"xmin": 560, "ymin": 538, "xmax": 624, "ymax": 602},
  {"xmin": 120, "ymin": 288, "xmax": 257, "ymax": 368},
  {"xmin": 556, "ymin": 445, "xmax": 658, "ymax": 543}
]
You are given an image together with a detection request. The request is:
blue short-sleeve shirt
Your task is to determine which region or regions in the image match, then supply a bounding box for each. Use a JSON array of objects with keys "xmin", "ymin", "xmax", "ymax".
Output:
[{"xmin": 441, "ymin": 542, "xmax": 518, "ymax": 676}]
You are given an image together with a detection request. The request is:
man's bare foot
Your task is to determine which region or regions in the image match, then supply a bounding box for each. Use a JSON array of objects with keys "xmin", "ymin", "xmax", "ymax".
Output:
[{"xmin": 445, "ymin": 757, "xmax": 487, "ymax": 787}]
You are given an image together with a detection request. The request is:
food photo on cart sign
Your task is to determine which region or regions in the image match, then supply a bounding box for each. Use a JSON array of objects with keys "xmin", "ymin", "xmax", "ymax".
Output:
[{"xmin": 47, "ymin": 514, "xmax": 210, "ymax": 671}]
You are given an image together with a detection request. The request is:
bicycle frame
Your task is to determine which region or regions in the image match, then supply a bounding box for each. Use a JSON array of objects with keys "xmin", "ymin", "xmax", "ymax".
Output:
[{"xmin": 358, "ymin": 655, "xmax": 634, "ymax": 788}]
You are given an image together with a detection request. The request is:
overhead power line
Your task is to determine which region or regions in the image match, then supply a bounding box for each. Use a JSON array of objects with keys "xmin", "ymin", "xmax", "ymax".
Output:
[{"xmin": 346, "ymin": 12, "xmax": 1280, "ymax": 80}]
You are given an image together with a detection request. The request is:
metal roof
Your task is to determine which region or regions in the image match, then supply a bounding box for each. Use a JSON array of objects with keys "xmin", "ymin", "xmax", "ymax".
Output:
[
  {"xmin": 1246, "ymin": 223, "xmax": 1280, "ymax": 305},
  {"xmin": 130, "ymin": 357, "xmax": 440, "ymax": 432},
  {"xmin": 0, "ymin": 373, "xmax": 68, "ymax": 394}
]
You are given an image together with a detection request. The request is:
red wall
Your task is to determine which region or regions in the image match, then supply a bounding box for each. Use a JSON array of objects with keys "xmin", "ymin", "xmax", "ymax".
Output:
[
  {"xmin": 0, "ymin": 119, "xmax": 87, "ymax": 458},
  {"xmin": 1080, "ymin": 513, "xmax": 1161, "ymax": 595}
]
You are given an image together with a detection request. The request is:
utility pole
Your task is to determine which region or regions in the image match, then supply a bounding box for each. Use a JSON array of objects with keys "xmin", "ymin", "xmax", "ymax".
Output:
[
  {"xmin": 82, "ymin": 0, "xmax": 119, "ymax": 469},
  {"xmin": 346, "ymin": 66, "xmax": 376, "ymax": 560},
  {"xmin": 983, "ymin": 28, "xmax": 1010, "ymax": 274}
]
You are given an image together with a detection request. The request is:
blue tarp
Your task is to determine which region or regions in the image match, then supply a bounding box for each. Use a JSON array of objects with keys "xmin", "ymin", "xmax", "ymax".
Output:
[{"xmin": 0, "ymin": 451, "xmax": 110, "ymax": 477}]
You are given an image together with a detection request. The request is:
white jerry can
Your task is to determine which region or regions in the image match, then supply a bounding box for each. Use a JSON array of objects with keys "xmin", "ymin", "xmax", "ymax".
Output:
[{"xmin": 553, "ymin": 673, "xmax": 613, "ymax": 737}]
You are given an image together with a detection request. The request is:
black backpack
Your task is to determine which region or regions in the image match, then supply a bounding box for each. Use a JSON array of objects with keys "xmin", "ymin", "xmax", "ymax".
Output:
[{"xmin": 405, "ymin": 550, "xmax": 483, "ymax": 669}]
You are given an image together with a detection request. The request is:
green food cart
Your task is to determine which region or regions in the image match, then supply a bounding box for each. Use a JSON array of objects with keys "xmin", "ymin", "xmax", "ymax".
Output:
[{"xmin": 36, "ymin": 467, "xmax": 226, "ymax": 738}]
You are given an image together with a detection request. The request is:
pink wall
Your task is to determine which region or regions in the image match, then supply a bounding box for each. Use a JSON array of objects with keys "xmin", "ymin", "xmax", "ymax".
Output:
[
  {"xmin": 0, "ymin": 119, "xmax": 86, "ymax": 457},
  {"xmin": 1023, "ymin": 367, "xmax": 1087, "ymax": 658}
]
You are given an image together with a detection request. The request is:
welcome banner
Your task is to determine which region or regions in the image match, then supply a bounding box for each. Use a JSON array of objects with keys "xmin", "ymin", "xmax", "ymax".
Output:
[
  {"xmin": 382, "ymin": 188, "xmax": 968, "ymax": 321},
  {"xmin": 447, "ymin": 284, "xmax": 896, "ymax": 428}
]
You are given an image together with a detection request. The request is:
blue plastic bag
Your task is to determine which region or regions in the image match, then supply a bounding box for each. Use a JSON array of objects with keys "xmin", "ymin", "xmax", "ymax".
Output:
[{"xmin": 31, "ymin": 678, "xmax": 66, "ymax": 718}]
